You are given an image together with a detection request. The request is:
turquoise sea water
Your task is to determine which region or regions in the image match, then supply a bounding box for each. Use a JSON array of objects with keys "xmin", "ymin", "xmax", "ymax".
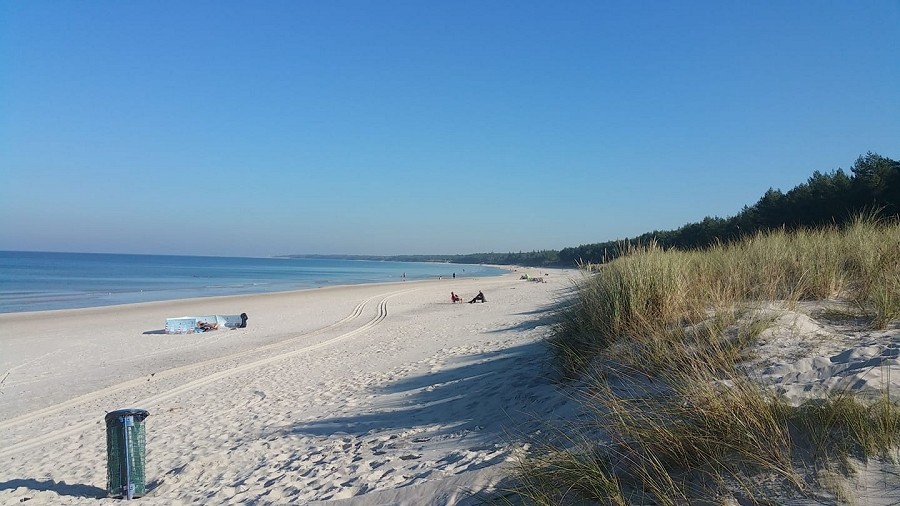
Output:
[{"xmin": 0, "ymin": 251, "xmax": 506, "ymax": 313}]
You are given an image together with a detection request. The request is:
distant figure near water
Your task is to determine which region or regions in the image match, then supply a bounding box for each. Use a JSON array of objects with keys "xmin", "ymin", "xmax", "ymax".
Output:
[{"xmin": 468, "ymin": 291, "xmax": 486, "ymax": 304}]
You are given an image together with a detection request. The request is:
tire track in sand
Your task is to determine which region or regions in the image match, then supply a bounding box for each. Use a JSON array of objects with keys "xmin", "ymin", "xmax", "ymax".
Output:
[
  {"xmin": 0, "ymin": 288, "xmax": 413, "ymax": 457},
  {"xmin": 0, "ymin": 292, "xmax": 378, "ymax": 430}
]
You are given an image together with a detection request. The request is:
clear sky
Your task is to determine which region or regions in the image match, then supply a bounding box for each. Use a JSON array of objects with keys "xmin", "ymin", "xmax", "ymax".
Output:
[{"xmin": 2, "ymin": 2, "xmax": 898, "ymax": 257}]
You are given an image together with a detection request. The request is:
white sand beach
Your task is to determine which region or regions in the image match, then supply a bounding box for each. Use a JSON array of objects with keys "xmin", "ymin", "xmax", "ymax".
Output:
[
  {"xmin": 0, "ymin": 268, "xmax": 580, "ymax": 505},
  {"xmin": 3, "ymin": 267, "xmax": 900, "ymax": 505}
]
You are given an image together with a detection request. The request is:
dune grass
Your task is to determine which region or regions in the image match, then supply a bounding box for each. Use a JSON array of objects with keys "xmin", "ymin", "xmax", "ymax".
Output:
[{"xmin": 511, "ymin": 217, "xmax": 900, "ymax": 504}]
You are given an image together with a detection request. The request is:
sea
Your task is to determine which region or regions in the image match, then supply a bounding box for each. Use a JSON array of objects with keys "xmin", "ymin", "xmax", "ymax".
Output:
[{"xmin": 0, "ymin": 251, "xmax": 507, "ymax": 314}]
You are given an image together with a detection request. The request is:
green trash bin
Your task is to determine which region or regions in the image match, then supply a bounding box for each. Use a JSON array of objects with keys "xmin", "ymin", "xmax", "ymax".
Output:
[{"xmin": 105, "ymin": 409, "xmax": 150, "ymax": 499}]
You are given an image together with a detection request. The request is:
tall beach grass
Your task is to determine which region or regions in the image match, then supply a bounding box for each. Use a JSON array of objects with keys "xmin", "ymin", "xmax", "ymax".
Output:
[{"xmin": 513, "ymin": 217, "xmax": 900, "ymax": 504}]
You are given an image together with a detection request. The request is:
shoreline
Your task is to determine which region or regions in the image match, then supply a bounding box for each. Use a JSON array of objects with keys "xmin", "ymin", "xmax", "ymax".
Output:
[
  {"xmin": 0, "ymin": 274, "xmax": 473, "ymax": 319},
  {"xmin": 1, "ymin": 251, "xmax": 515, "ymax": 315},
  {"xmin": 0, "ymin": 264, "xmax": 517, "ymax": 317}
]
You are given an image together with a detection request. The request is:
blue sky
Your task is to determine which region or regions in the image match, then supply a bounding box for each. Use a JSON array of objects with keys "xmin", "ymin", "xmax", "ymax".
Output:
[{"xmin": 2, "ymin": 2, "xmax": 898, "ymax": 257}]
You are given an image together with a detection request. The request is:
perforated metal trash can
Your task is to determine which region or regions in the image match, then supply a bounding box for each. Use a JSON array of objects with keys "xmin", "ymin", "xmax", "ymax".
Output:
[{"xmin": 105, "ymin": 409, "xmax": 150, "ymax": 499}]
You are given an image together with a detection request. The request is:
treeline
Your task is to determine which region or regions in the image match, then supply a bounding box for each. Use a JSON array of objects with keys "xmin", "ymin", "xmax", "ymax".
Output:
[
  {"xmin": 448, "ymin": 250, "xmax": 560, "ymax": 267},
  {"xmin": 284, "ymin": 250, "xmax": 561, "ymax": 267},
  {"xmin": 375, "ymin": 251, "xmax": 561, "ymax": 266},
  {"xmin": 558, "ymin": 152, "xmax": 900, "ymax": 265}
]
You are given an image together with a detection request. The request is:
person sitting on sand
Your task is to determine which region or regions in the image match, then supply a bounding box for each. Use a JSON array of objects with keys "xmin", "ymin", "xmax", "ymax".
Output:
[
  {"xmin": 468, "ymin": 291, "xmax": 486, "ymax": 304},
  {"xmin": 451, "ymin": 292, "xmax": 461, "ymax": 303}
]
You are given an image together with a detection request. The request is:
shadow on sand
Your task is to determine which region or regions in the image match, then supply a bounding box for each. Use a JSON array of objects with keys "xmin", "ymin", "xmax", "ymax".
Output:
[
  {"xmin": 0, "ymin": 478, "xmax": 107, "ymax": 499},
  {"xmin": 281, "ymin": 299, "xmax": 565, "ymax": 442},
  {"xmin": 284, "ymin": 341, "xmax": 554, "ymax": 441},
  {"xmin": 491, "ymin": 298, "xmax": 569, "ymax": 333}
]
